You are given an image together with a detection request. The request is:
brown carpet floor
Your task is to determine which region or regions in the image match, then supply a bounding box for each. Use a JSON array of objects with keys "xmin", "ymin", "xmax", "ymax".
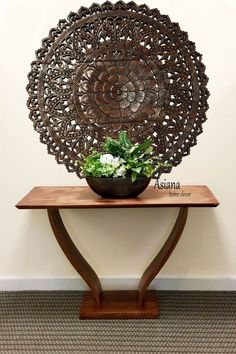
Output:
[{"xmin": 0, "ymin": 291, "xmax": 236, "ymax": 353}]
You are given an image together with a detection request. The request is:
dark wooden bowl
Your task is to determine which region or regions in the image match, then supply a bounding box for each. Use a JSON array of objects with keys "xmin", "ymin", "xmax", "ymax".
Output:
[{"xmin": 86, "ymin": 176, "xmax": 151, "ymax": 198}]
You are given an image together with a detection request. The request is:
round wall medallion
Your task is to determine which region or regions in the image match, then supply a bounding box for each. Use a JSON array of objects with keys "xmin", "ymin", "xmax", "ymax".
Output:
[{"xmin": 27, "ymin": 1, "xmax": 209, "ymax": 178}]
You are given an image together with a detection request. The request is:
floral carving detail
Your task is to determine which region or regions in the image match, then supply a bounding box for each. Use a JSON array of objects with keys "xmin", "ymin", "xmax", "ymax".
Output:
[
  {"xmin": 26, "ymin": 1, "xmax": 209, "ymax": 177},
  {"xmin": 73, "ymin": 49, "xmax": 165, "ymax": 130}
]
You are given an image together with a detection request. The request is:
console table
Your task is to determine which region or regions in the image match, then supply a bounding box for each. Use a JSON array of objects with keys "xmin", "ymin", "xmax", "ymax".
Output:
[{"xmin": 16, "ymin": 185, "xmax": 219, "ymax": 319}]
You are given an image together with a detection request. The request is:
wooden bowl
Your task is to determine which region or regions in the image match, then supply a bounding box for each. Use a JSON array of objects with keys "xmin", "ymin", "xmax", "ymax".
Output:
[{"xmin": 86, "ymin": 176, "xmax": 151, "ymax": 198}]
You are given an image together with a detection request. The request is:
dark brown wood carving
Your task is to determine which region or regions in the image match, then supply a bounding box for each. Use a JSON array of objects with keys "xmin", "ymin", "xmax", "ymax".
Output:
[{"xmin": 26, "ymin": 1, "xmax": 209, "ymax": 178}]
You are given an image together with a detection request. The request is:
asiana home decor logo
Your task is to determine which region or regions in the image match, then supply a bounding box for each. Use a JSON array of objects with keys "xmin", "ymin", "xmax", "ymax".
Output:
[
  {"xmin": 154, "ymin": 179, "xmax": 192, "ymax": 197},
  {"xmin": 154, "ymin": 178, "xmax": 181, "ymax": 190}
]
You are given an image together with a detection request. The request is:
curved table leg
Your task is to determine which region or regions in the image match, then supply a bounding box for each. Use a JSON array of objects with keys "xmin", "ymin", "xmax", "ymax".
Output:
[
  {"xmin": 47, "ymin": 207, "xmax": 188, "ymax": 318},
  {"xmin": 138, "ymin": 207, "xmax": 188, "ymax": 306},
  {"xmin": 47, "ymin": 208, "xmax": 102, "ymax": 307}
]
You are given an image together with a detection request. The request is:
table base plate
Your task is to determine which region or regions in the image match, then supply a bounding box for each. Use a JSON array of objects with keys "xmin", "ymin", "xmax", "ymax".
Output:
[{"xmin": 80, "ymin": 290, "xmax": 159, "ymax": 319}]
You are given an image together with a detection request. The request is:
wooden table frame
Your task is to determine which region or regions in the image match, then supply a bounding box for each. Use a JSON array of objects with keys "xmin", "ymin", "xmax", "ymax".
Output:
[{"xmin": 16, "ymin": 185, "xmax": 219, "ymax": 319}]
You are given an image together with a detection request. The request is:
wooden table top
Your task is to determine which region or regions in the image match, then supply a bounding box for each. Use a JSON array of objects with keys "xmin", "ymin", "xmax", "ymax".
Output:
[{"xmin": 16, "ymin": 185, "xmax": 219, "ymax": 209}]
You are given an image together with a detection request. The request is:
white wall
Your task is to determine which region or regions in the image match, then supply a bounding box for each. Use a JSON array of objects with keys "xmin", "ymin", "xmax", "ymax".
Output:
[{"xmin": 1, "ymin": 0, "xmax": 236, "ymax": 289}]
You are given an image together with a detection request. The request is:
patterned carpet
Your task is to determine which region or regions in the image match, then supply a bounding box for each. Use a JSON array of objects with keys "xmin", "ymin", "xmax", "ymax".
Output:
[{"xmin": 0, "ymin": 291, "xmax": 236, "ymax": 353}]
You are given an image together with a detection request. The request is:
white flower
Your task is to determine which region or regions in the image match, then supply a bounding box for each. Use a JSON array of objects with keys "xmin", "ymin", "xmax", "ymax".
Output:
[
  {"xmin": 114, "ymin": 165, "xmax": 126, "ymax": 177},
  {"xmin": 112, "ymin": 157, "xmax": 120, "ymax": 167},
  {"xmin": 100, "ymin": 154, "xmax": 115, "ymax": 164},
  {"xmin": 100, "ymin": 154, "xmax": 121, "ymax": 167}
]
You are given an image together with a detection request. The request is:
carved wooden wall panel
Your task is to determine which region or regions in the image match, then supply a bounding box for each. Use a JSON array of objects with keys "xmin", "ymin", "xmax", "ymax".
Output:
[{"xmin": 27, "ymin": 1, "xmax": 209, "ymax": 177}]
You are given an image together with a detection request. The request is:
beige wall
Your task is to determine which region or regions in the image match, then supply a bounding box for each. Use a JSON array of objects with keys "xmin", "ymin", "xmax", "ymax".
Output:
[{"xmin": 1, "ymin": 0, "xmax": 235, "ymax": 286}]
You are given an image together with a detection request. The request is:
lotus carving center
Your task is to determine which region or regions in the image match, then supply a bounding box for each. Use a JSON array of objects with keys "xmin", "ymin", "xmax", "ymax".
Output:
[{"xmin": 73, "ymin": 48, "xmax": 165, "ymax": 130}]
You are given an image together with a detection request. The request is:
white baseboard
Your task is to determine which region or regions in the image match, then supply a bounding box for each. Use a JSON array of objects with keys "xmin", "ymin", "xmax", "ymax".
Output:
[{"xmin": 0, "ymin": 275, "xmax": 236, "ymax": 291}]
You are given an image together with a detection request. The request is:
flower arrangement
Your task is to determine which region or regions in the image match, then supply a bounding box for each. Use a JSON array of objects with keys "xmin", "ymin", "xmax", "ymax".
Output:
[{"xmin": 79, "ymin": 131, "xmax": 168, "ymax": 182}]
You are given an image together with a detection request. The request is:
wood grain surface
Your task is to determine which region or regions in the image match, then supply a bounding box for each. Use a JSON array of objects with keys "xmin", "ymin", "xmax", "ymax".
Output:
[{"xmin": 16, "ymin": 185, "xmax": 219, "ymax": 209}]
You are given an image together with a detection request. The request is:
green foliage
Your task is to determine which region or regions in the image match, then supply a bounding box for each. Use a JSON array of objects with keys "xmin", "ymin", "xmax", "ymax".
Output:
[
  {"xmin": 79, "ymin": 131, "xmax": 171, "ymax": 182},
  {"xmin": 80, "ymin": 150, "xmax": 117, "ymax": 178}
]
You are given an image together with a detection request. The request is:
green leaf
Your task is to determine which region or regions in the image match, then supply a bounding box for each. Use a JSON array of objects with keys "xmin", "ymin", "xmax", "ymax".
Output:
[
  {"xmin": 138, "ymin": 138, "xmax": 152, "ymax": 151},
  {"xmin": 119, "ymin": 131, "xmax": 131, "ymax": 149},
  {"xmin": 131, "ymin": 171, "xmax": 137, "ymax": 182},
  {"xmin": 132, "ymin": 167, "xmax": 142, "ymax": 174},
  {"xmin": 130, "ymin": 138, "xmax": 152, "ymax": 156},
  {"xmin": 103, "ymin": 137, "xmax": 125, "ymax": 157}
]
